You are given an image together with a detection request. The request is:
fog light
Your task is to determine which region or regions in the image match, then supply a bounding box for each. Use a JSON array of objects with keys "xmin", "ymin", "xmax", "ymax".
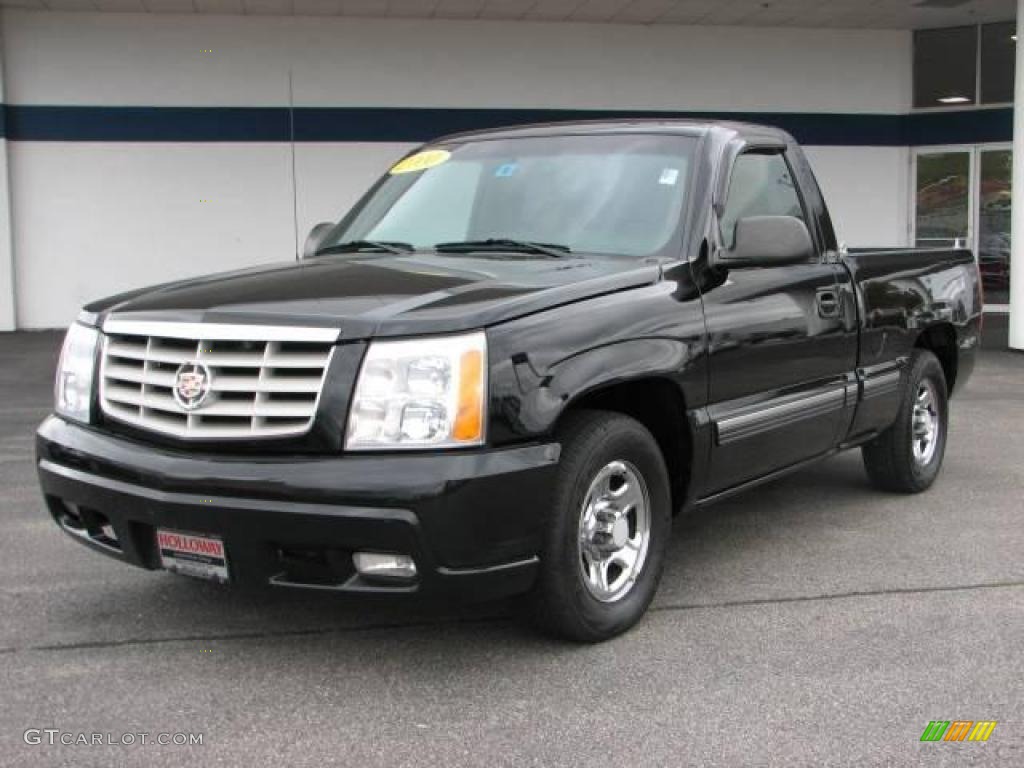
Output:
[{"xmin": 352, "ymin": 552, "xmax": 417, "ymax": 580}]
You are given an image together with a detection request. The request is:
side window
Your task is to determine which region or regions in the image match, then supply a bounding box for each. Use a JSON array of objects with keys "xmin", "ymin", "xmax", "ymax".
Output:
[{"xmin": 720, "ymin": 152, "xmax": 806, "ymax": 249}]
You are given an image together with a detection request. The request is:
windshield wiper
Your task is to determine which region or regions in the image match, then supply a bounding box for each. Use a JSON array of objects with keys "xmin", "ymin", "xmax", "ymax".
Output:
[
  {"xmin": 434, "ymin": 239, "xmax": 572, "ymax": 259},
  {"xmin": 318, "ymin": 240, "xmax": 415, "ymax": 256}
]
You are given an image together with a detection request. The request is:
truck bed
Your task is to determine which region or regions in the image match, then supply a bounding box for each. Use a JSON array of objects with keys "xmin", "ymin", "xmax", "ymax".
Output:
[{"xmin": 840, "ymin": 245, "xmax": 981, "ymax": 396}]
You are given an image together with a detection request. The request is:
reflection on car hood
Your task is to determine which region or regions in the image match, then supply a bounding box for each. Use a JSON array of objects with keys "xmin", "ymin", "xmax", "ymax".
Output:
[{"xmin": 86, "ymin": 252, "xmax": 663, "ymax": 339}]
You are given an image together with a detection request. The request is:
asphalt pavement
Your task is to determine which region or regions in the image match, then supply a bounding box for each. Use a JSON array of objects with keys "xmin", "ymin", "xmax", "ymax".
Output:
[{"xmin": 1, "ymin": 329, "xmax": 1021, "ymax": 767}]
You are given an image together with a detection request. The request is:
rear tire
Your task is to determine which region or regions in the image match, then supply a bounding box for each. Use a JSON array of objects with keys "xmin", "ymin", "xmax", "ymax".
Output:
[
  {"xmin": 862, "ymin": 349, "xmax": 948, "ymax": 493},
  {"xmin": 529, "ymin": 410, "xmax": 672, "ymax": 642}
]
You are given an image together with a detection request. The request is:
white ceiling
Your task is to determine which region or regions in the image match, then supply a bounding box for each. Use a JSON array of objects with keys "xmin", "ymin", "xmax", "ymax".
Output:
[{"xmin": 0, "ymin": 0, "xmax": 1016, "ymax": 29}]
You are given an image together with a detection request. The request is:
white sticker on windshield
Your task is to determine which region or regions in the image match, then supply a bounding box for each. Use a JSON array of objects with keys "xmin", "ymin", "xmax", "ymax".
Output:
[{"xmin": 659, "ymin": 168, "xmax": 680, "ymax": 186}]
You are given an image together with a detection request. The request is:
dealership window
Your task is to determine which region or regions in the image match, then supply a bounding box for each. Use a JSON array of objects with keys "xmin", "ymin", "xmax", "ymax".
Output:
[
  {"xmin": 981, "ymin": 22, "xmax": 1016, "ymax": 104},
  {"xmin": 914, "ymin": 26, "xmax": 977, "ymax": 107},
  {"xmin": 914, "ymin": 22, "xmax": 1016, "ymax": 108}
]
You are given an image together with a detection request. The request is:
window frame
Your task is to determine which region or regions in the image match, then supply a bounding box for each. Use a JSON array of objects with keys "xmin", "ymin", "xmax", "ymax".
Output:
[
  {"xmin": 913, "ymin": 25, "xmax": 979, "ymax": 110},
  {"xmin": 980, "ymin": 21, "xmax": 1017, "ymax": 106},
  {"xmin": 909, "ymin": 143, "xmax": 1013, "ymax": 313},
  {"xmin": 912, "ymin": 21, "xmax": 1016, "ymax": 112}
]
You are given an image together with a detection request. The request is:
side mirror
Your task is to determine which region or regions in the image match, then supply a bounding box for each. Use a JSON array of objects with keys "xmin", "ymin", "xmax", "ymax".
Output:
[
  {"xmin": 715, "ymin": 215, "xmax": 814, "ymax": 269},
  {"xmin": 301, "ymin": 222, "xmax": 335, "ymax": 260}
]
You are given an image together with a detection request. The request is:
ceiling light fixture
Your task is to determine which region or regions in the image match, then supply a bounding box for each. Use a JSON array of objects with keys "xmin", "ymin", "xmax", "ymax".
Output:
[{"xmin": 938, "ymin": 96, "xmax": 971, "ymax": 104}]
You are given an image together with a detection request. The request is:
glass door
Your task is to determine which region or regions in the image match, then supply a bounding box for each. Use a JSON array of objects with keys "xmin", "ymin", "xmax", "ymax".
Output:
[
  {"xmin": 977, "ymin": 147, "xmax": 1012, "ymax": 308},
  {"xmin": 913, "ymin": 145, "xmax": 1011, "ymax": 312},
  {"xmin": 913, "ymin": 149, "xmax": 973, "ymax": 249}
]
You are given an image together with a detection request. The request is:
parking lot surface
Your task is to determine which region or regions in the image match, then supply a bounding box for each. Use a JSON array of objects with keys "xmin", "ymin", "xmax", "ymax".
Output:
[{"xmin": 1, "ymin": 330, "xmax": 1021, "ymax": 767}]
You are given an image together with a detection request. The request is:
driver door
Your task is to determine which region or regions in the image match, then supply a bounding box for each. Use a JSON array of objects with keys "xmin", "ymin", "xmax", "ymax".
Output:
[{"xmin": 700, "ymin": 149, "xmax": 855, "ymax": 495}]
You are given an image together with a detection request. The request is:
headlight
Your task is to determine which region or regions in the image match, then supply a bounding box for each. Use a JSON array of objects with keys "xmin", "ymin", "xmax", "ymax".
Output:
[
  {"xmin": 346, "ymin": 331, "xmax": 486, "ymax": 450},
  {"xmin": 55, "ymin": 322, "xmax": 100, "ymax": 424}
]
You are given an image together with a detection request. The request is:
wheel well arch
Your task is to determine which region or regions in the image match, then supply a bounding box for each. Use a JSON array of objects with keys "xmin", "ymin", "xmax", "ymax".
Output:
[
  {"xmin": 915, "ymin": 323, "xmax": 958, "ymax": 394},
  {"xmin": 556, "ymin": 377, "xmax": 691, "ymax": 514}
]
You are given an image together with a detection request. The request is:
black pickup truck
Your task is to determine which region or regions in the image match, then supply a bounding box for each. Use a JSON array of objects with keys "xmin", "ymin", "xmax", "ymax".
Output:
[{"xmin": 37, "ymin": 120, "xmax": 982, "ymax": 641}]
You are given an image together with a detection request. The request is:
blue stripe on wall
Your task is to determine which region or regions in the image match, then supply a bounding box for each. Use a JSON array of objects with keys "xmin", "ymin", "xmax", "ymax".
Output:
[
  {"xmin": 0, "ymin": 104, "xmax": 1013, "ymax": 147},
  {"xmin": 293, "ymin": 107, "xmax": 912, "ymax": 145},
  {"xmin": 907, "ymin": 108, "xmax": 1013, "ymax": 145},
  {"xmin": 3, "ymin": 106, "xmax": 288, "ymax": 142}
]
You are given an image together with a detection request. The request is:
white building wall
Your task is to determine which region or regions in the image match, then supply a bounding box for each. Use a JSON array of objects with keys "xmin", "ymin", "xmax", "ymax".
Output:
[
  {"xmin": 1, "ymin": 10, "xmax": 913, "ymax": 329},
  {"xmin": 0, "ymin": 23, "xmax": 15, "ymax": 331},
  {"xmin": 0, "ymin": 147, "xmax": 10, "ymax": 332},
  {"xmin": 8, "ymin": 143, "xmax": 296, "ymax": 324},
  {"xmin": 802, "ymin": 146, "xmax": 911, "ymax": 250}
]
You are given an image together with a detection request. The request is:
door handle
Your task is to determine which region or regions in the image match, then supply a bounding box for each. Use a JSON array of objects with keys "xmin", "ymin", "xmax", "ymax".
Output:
[{"xmin": 817, "ymin": 289, "xmax": 840, "ymax": 318}]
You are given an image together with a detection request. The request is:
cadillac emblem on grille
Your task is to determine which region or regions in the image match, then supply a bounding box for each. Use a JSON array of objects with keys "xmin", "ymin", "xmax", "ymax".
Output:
[{"xmin": 173, "ymin": 362, "xmax": 212, "ymax": 410}]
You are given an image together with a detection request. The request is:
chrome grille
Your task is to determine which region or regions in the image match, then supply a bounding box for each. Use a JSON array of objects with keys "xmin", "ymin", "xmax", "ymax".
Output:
[{"xmin": 99, "ymin": 321, "xmax": 337, "ymax": 440}]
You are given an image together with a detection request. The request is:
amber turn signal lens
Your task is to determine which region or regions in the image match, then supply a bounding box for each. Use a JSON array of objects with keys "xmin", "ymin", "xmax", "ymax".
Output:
[{"xmin": 453, "ymin": 349, "xmax": 484, "ymax": 442}]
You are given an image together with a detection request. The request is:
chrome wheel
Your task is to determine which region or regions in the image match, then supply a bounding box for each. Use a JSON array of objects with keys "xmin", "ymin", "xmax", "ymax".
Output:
[
  {"xmin": 577, "ymin": 460, "xmax": 651, "ymax": 603},
  {"xmin": 911, "ymin": 379, "xmax": 940, "ymax": 465}
]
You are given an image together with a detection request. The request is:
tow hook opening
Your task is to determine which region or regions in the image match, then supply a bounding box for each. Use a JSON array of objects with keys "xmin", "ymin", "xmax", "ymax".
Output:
[
  {"xmin": 274, "ymin": 546, "xmax": 355, "ymax": 587},
  {"xmin": 55, "ymin": 500, "xmax": 122, "ymax": 551}
]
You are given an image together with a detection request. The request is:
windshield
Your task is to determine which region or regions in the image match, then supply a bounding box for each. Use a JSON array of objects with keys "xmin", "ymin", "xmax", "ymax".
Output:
[{"xmin": 322, "ymin": 133, "xmax": 696, "ymax": 258}]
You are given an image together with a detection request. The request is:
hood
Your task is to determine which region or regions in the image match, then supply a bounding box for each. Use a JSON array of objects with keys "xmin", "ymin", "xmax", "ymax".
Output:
[{"xmin": 87, "ymin": 253, "xmax": 662, "ymax": 339}]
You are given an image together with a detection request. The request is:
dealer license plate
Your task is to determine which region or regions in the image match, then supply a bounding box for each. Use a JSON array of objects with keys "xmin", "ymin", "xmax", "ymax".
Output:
[{"xmin": 156, "ymin": 529, "xmax": 229, "ymax": 583}]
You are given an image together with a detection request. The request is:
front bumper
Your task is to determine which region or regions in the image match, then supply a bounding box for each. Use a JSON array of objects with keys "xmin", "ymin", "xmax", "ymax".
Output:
[{"xmin": 36, "ymin": 416, "xmax": 560, "ymax": 601}]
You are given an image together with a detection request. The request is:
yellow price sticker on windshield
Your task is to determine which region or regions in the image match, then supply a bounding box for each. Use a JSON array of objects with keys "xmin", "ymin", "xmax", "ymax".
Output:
[{"xmin": 389, "ymin": 149, "xmax": 451, "ymax": 175}]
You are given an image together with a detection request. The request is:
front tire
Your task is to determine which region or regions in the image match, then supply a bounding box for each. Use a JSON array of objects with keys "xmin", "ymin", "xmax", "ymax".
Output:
[
  {"xmin": 862, "ymin": 349, "xmax": 949, "ymax": 493},
  {"xmin": 529, "ymin": 410, "xmax": 672, "ymax": 642}
]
